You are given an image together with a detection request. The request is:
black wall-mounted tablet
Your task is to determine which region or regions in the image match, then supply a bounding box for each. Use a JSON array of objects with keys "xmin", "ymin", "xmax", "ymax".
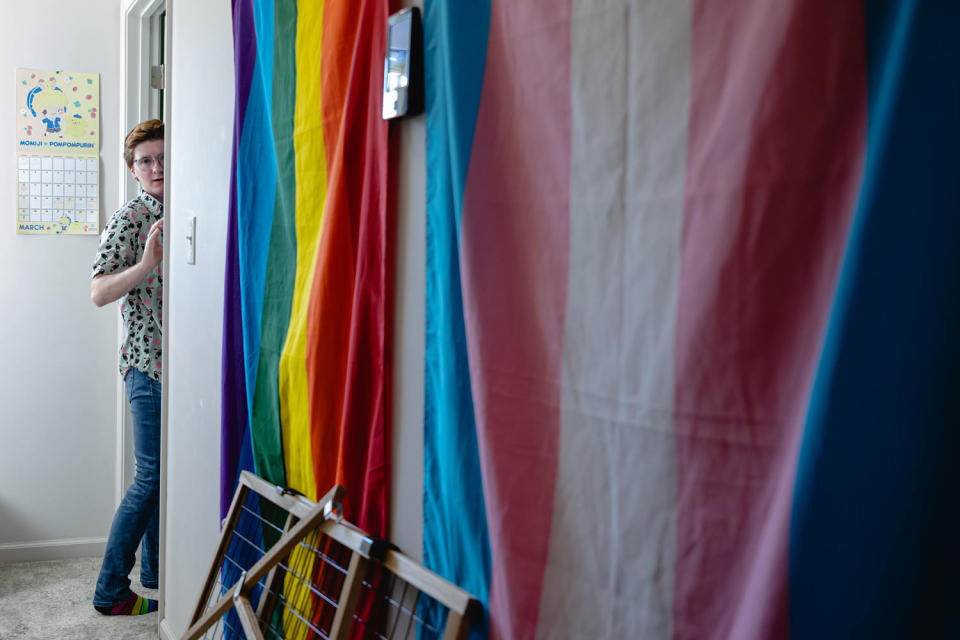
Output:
[{"xmin": 382, "ymin": 7, "xmax": 424, "ymax": 119}]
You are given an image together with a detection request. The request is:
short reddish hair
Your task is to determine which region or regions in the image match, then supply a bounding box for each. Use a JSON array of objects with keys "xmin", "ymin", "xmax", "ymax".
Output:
[{"xmin": 123, "ymin": 119, "xmax": 164, "ymax": 169}]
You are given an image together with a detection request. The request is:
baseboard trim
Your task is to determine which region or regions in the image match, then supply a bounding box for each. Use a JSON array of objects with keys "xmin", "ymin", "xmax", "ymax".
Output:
[
  {"xmin": 0, "ymin": 536, "xmax": 107, "ymax": 564},
  {"xmin": 159, "ymin": 616, "xmax": 177, "ymax": 640}
]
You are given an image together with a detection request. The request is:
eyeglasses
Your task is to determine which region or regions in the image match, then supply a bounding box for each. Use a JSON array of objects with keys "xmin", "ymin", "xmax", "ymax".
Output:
[{"xmin": 134, "ymin": 154, "xmax": 164, "ymax": 170}]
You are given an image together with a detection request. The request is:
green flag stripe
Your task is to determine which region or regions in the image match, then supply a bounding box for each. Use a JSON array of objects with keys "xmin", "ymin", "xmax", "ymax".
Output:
[{"xmin": 250, "ymin": 0, "xmax": 298, "ymax": 485}]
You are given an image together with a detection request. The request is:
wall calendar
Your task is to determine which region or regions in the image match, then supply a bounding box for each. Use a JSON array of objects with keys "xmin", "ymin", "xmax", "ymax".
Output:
[{"xmin": 15, "ymin": 68, "xmax": 100, "ymax": 235}]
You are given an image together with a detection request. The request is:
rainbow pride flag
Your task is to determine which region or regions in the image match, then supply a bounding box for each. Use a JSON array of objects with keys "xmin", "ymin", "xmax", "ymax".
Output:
[
  {"xmin": 222, "ymin": 0, "xmax": 391, "ymax": 538},
  {"xmin": 424, "ymin": 1, "xmax": 960, "ymax": 638}
]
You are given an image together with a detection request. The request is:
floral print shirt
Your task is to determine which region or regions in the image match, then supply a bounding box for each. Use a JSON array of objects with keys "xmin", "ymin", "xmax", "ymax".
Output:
[{"xmin": 92, "ymin": 191, "xmax": 164, "ymax": 382}]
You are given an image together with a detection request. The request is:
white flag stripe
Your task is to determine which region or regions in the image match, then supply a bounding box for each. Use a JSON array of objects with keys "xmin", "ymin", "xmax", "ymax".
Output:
[{"xmin": 538, "ymin": 2, "xmax": 691, "ymax": 638}]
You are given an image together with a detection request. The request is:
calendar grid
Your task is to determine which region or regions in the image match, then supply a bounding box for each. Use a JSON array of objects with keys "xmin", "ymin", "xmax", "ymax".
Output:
[{"xmin": 16, "ymin": 154, "xmax": 99, "ymax": 235}]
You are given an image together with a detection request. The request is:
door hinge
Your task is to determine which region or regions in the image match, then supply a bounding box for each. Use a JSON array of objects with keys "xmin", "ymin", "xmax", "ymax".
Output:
[{"xmin": 150, "ymin": 64, "xmax": 165, "ymax": 91}]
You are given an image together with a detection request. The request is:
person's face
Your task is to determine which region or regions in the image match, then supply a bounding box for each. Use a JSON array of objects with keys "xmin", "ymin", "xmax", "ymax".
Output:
[{"xmin": 129, "ymin": 138, "xmax": 164, "ymax": 202}]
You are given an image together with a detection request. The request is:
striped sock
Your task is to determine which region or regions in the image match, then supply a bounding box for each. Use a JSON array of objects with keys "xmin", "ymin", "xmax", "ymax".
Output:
[{"xmin": 94, "ymin": 593, "xmax": 158, "ymax": 616}]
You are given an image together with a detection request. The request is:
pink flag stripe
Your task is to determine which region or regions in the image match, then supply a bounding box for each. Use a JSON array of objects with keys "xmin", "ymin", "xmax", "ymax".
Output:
[
  {"xmin": 674, "ymin": 1, "xmax": 867, "ymax": 638},
  {"xmin": 459, "ymin": 1, "xmax": 572, "ymax": 638}
]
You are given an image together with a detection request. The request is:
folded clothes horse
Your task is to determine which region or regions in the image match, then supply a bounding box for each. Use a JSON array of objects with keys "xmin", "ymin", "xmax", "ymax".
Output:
[{"xmin": 183, "ymin": 471, "xmax": 481, "ymax": 640}]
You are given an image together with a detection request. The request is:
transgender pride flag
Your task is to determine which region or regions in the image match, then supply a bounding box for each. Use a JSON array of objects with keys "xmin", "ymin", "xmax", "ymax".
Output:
[{"xmin": 423, "ymin": 1, "xmax": 960, "ymax": 638}]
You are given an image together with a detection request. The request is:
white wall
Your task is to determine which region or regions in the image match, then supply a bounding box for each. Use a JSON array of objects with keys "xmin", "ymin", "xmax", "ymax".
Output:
[
  {"xmin": 391, "ymin": 82, "xmax": 426, "ymax": 562},
  {"xmin": 0, "ymin": 0, "xmax": 122, "ymax": 563},
  {"xmin": 160, "ymin": 1, "xmax": 426, "ymax": 636}
]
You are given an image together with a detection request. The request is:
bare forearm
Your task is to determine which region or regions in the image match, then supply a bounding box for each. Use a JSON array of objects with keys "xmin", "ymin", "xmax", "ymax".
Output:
[{"xmin": 91, "ymin": 261, "xmax": 154, "ymax": 307}]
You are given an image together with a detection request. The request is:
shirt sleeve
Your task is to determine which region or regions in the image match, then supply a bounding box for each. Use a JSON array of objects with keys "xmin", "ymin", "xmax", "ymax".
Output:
[{"xmin": 92, "ymin": 206, "xmax": 139, "ymax": 278}]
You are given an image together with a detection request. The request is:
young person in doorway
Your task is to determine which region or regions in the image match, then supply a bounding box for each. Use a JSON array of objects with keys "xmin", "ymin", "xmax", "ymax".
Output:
[{"xmin": 90, "ymin": 119, "xmax": 165, "ymax": 616}]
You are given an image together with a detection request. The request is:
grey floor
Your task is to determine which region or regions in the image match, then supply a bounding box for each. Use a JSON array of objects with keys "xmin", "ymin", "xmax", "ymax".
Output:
[{"xmin": 0, "ymin": 556, "xmax": 159, "ymax": 640}]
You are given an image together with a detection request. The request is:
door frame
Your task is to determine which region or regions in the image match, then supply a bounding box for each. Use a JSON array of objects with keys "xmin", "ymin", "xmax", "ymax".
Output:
[
  {"xmin": 118, "ymin": 0, "xmax": 165, "ymax": 510},
  {"xmin": 119, "ymin": 0, "xmax": 168, "ymax": 626}
]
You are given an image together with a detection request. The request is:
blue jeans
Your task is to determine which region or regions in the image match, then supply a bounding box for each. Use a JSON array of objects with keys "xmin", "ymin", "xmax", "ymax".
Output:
[{"xmin": 93, "ymin": 369, "xmax": 161, "ymax": 606}]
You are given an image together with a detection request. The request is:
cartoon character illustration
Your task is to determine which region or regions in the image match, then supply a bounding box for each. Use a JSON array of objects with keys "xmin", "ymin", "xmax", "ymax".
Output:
[
  {"xmin": 65, "ymin": 114, "xmax": 88, "ymax": 138},
  {"xmin": 27, "ymin": 77, "xmax": 68, "ymax": 138},
  {"xmin": 58, "ymin": 213, "xmax": 73, "ymax": 231}
]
